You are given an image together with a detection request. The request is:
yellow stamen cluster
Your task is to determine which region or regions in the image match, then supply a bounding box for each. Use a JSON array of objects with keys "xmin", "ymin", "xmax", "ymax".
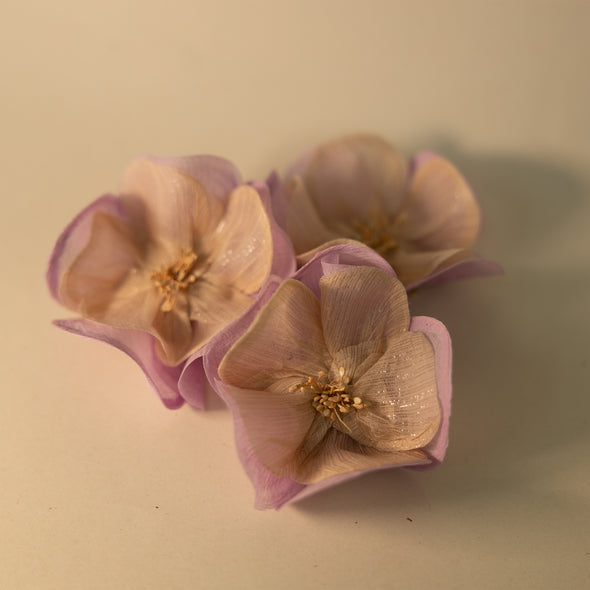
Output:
[
  {"xmin": 290, "ymin": 367, "xmax": 364, "ymax": 429},
  {"xmin": 150, "ymin": 249, "xmax": 199, "ymax": 312},
  {"xmin": 352, "ymin": 213, "xmax": 398, "ymax": 257}
]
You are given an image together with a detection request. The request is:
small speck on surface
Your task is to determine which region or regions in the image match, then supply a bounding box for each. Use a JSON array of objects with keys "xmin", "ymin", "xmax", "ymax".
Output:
[{"xmin": 406, "ymin": 517, "xmax": 413, "ymax": 522}]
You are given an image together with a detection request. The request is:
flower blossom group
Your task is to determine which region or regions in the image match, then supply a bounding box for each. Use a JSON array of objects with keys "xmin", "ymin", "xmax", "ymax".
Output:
[{"xmin": 47, "ymin": 134, "xmax": 500, "ymax": 509}]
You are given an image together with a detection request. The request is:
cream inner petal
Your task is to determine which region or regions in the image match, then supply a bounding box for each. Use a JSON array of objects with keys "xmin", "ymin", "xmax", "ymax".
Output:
[
  {"xmin": 319, "ymin": 267, "xmax": 410, "ymax": 355},
  {"xmin": 219, "ymin": 279, "xmax": 329, "ymax": 392},
  {"xmin": 350, "ymin": 331, "xmax": 441, "ymax": 452},
  {"xmin": 205, "ymin": 185, "xmax": 273, "ymax": 294}
]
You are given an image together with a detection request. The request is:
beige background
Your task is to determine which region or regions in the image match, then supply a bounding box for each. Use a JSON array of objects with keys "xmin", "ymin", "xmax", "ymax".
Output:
[{"xmin": 2, "ymin": 1, "xmax": 589, "ymax": 588}]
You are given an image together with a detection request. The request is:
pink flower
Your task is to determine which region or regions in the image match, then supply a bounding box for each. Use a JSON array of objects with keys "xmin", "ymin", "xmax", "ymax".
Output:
[
  {"xmin": 207, "ymin": 245, "xmax": 452, "ymax": 509},
  {"xmin": 282, "ymin": 133, "xmax": 501, "ymax": 288},
  {"xmin": 47, "ymin": 155, "xmax": 295, "ymax": 408}
]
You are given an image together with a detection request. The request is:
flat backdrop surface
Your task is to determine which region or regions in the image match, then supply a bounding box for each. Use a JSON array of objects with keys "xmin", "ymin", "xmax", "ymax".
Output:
[{"xmin": 2, "ymin": 2, "xmax": 589, "ymax": 588}]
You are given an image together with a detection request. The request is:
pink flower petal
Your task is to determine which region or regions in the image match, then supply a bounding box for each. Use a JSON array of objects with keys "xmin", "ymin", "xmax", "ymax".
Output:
[
  {"xmin": 59, "ymin": 211, "xmax": 146, "ymax": 317},
  {"xmin": 319, "ymin": 266, "xmax": 409, "ymax": 355},
  {"xmin": 53, "ymin": 318, "xmax": 184, "ymax": 409},
  {"xmin": 408, "ymin": 316, "xmax": 453, "ymax": 466},
  {"xmin": 150, "ymin": 154, "xmax": 243, "ymax": 201},
  {"xmin": 227, "ymin": 384, "xmax": 319, "ymax": 478},
  {"xmin": 397, "ymin": 152, "xmax": 481, "ymax": 250},
  {"xmin": 119, "ymin": 158, "xmax": 223, "ymax": 251},
  {"xmin": 150, "ymin": 293, "xmax": 194, "ymax": 366},
  {"xmin": 290, "ymin": 428, "xmax": 430, "ymax": 484},
  {"xmin": 285, "ymin": 175, "xmax": 337, "ymax": 253},
  {"xmin": 232, "ymin": 408, "xmax": 305, "ymax": 510},
  {"xmin": 388, "ymin": 247, "xmax": 466, "ymax": 287},
  {"xmin": 205, "ymin": 185, "xmax": 273, "ymax": 295},
  {"xmin": 303, "ymin": 134, "xmax": 408, "ymax": 224},
  {"xmin": 47, "ymin": 195, "xmax": 122, "ymax": 302},
  {"xmin": 250, "ymin": 179, "xmax": 296, "ymax": 280},
  {"xmin": 350, "ymin": 331, "xmax": 441, "ymax": 452},
  {"xmin": 218, "ymin": 280, "xmax": 327, "ymax": 391},
  {"xmin": 294, "ymin": 240, "xmax": 396, "ymax": 298},
  {"xmin": 177, "ymin": 356, "xmax": 207, "ymax": 410},
  {"xmin": 264, "ymin": 171, "xmax": 289, "ymax": 232}
]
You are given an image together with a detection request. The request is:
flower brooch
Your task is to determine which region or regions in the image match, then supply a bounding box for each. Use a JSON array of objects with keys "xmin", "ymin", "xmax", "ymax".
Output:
[{"xmin": 47, "ymin": 134, "xmax": 501, "ymax": 509}]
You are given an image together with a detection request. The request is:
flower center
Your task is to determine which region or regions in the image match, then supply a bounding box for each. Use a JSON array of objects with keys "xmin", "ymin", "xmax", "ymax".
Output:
[
  {"xmin": 150, "ymin": 249, "xmax": 200, "ymax": 312},
  {"xmin": 352, "ymin": 213, "xmax": 398, "ymax": 258},
  {"xmin": 290, "ymin": 367, "xmax": 365, "ymax": 430}
]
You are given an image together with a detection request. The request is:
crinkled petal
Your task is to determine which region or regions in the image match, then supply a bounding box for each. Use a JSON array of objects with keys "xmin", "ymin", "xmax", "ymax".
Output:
[
  {"xmin": 231, "ymin": 404, "xmax": 305, "ymax": 510},
  {"xmin": 396, "ymin": 152, "xmax": 480, "ymax": 250},
  {"xmin": 53, "ymin": 318, "xmax": 183, "ymax": 409},
  {"xmin": 408, "ymin": 316, "xmax": 452, "ymax": 467},
  {"xmin": 206, "ymin": 185, "xmax": 273, "ymax": 294},
  {"xmin": 202, "ymin": 277, "xmax": 281, "ymax": 403},
  {"xmin": 188, "ymin": 279, "xmax": 253, "ymax": 326},
  {"xmin": 47, "ymin": 194, "xmax": 123, "ymax": 302},
  {"xmin": 218, "ymin": 279, "xmax": 328, "ymax": 391},
  {"xmin": 304, "ymin": 134, "xmax": 408, "ymax": 224},
  {"xmin": 149, "ymin": 154, "xmax": 242, "ymax": 201},
  {"xmin": 228, "ymin": 384, "xmax": 319, "ymax": 478},
  {"xmin": 292, "ymin": 427, "xmax": 429, "ymax": 484},
  {"xmin": 348, "ymin": 332, "xmax": 441, "ymax": 452},
  {"xmin": 119, "ymin": 158, "xmax": 223, "ymax": 250},
  {"xmin": 319, "ymin": 266, "xmax": 409, "ymax": 356}
]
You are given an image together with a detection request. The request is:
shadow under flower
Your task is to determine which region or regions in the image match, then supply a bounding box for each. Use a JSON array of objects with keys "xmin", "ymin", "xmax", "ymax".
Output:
[{"xmin": 292, "ymin": 149, "xmax": 590, "ymax": 514}]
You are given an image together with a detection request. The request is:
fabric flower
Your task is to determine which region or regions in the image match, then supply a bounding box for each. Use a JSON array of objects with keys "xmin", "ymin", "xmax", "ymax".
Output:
[
  {"xmin": 207, "ymin": 248, "xmax": 452, "ymax": 509},
  {"xmin": 282, "ymin": 133, "xmax": 501, "ymax": 288},
  {"xmin": 47, "ymin": 155, "xmax": 295, "ymax": 408}
]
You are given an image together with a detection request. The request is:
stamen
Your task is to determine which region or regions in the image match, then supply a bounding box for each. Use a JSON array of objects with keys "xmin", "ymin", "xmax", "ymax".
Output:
[
  {"xmin": 351, "ymin": 213, "xmax": 397, "ymax": 257},
  {"xmin": 290, "ymin": 367, "xmax": 365, "ymax": 429},
  {"xmin": 150, "ymin": 249, "xmax": 200, "ymax": 312}
]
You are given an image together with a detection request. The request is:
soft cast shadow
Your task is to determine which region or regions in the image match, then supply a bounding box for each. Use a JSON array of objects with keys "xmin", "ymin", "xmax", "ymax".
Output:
[{"xmin": 295, "ymin": 149, "xmax": 590, "ymax": 515}]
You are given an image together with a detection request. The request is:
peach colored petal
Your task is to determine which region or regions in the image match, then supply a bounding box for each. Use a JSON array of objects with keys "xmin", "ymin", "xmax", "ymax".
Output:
[
  {"xmin": 219, "ymin": 279, "xmax": 328, "ymax": 391},
  {"xmin": 395, "ymin": 153, "xmax": 481, "ymax": 250},
  {"xmin": 304, "ymin": 134, "xmax": 408, "ymax": 224},
  {"xmin": 228, "ymin": 384, "xmax": 321, "ymax": 479},
  {"xmin": 188, "ymin": 279, "xmax": 253, "ymax": 325},
  {"xmin": 231, "ymin": 404, "xmax": 305, "ymax": 509},
  {"xmin": 293, "ymin": 428, "xmax": 429, "ymax": 484},
  {"xmin": 150, "ymin": 293, "xmax": 193, "ymax": 366},
  {"xmin": 119, "ymin": 158, "xmax": 224, "ymax": 251},
  {"xmin": 285, "ymin": 175, "xmax": 337, "ymax": 253},
  {"xmin": 319, "ymin": 266, "xmax": 409, "ymax": 356},
  {"xmin": 205, "ymin": 185, "xmax": 273, "ymax": 294},
  {"xmin": 60, "ymin": 211, "xmax": 143, "ymax": 317},
  {"xmin": 349, "ymin": 332, "xmax": 440, "ymax": 452}
]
